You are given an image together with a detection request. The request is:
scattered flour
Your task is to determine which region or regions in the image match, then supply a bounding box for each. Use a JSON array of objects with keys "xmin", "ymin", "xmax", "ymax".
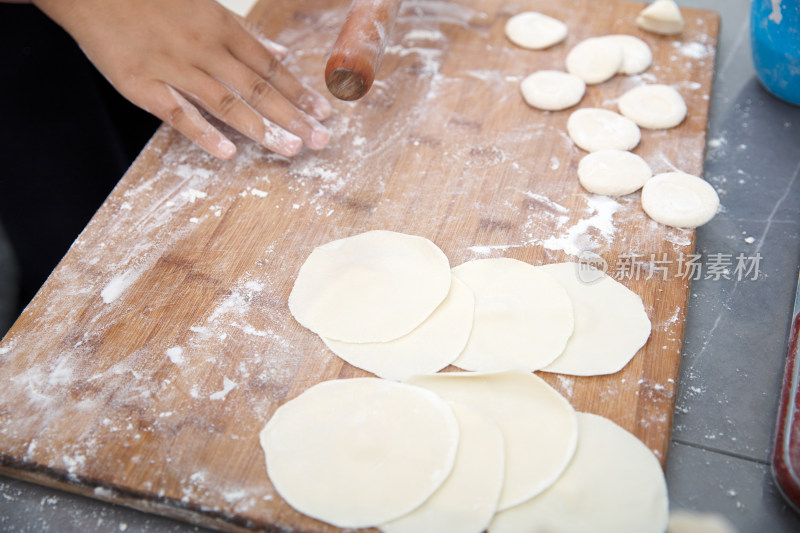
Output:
[
  {"xmin": 244, "ymin": 281, "xmax": 264, "ymax": 292},
  {"xmin": 677, "ymin": 41, "xmax": 711, "ymax": 59},
  {"xmin": 384, "ymin": 44, "xmax": 442, "ymax": 76},
  {"xmin": 557, "ymin": 375, "xmax": 575, "ymax": 397},
  {"xmin": 221, "ymin": 488, "xmax": 248, "ymax": 504},
  {"xmin": 403, "ymin": 29, "xmax": 445, "ymax": 41},
  {"xmin": 181, "ymin": 188, "xmax": 208, "ymax": 203},
  {"xmin": 523, "ymin": 191, "xmax": 569, "ymax": 213},
  {"xmin": 664, "ymin": 228, "xmax": 693, "ymax": 246},
  {"xmin": 166, "ymin": 346, "xmax": 185, "ymax": 365},
  {"xmin": 48, "ymin": 357, "xmax": 74, "ymax": 387},
  {"xmin": 467, "ymin": 244, "xmax": 524, "ymax": 255},
  {"xmin": 174, "ymin": 164, "xmax": 213, "ymax": 182},
  {"xmin": 209, "ymin": 377, "xmax": 237, "ymax": 401},
  {"xmin": 101, "ymin": 270, "xmax": 140, "ymax": 304},
  {"xmin": 93, "ymin": 486, "xmax": 117, "ymax": 499},
  {"xmin": 539, "ymin": 196, "xmax": 621, "ymax": 257}
]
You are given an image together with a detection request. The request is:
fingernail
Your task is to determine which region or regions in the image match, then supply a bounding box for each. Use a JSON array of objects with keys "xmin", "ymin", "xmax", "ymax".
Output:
[
  {"xmin": 277, "ymin": 134, "xmax": 303, "ymax": 157},
  {"xmin": 218, "ymin": 138, "xmax": 236, "ymax": 158},
  {"xmin": 311, "ymin": 126, "xmax": 330, "ymax": 149}
]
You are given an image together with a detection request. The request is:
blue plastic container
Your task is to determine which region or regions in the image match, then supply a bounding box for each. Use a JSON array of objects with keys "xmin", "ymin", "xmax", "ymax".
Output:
[{"xmin": 750, "ymin": 0, "xmax": 800, "ymax": 106}]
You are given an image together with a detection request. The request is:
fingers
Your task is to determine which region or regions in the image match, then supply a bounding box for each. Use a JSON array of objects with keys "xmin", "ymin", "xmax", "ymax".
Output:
[
  {"xmin": 170, "ymin": 17, "xmax": 331, "ymax": 158},
  {"xmin": 228, "ymin": 22, "xmax": 333, "ymax": 122},
  {"xmin": 155, "ymin": 84, "xmax": 237, "ymax": 159},
  {"xmin": 145, "ymin": 82, "xmax": 303, "ymax": 160},
  {"xmin": 180, "ymin": 68, "xmax": 305, "ymax": 157},
  {"xmin": 212, "ymin": 59, "xmax": 330, "ymax": 151},
  {"xmin": 147, "ymin": 60, "xmax": 324, "ymax": 159},
  {"xmin": 125, "ymin": 13, "xmax": 330, "ymax": 158},
  {"xmin": 190, "ymin": 16, "xmax": 332, "ymax": 156}
]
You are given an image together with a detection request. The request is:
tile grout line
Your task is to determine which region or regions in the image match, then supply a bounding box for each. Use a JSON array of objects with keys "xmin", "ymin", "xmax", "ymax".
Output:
[
  {"xmin": 753, "ymin": 159, "xmax": 800, "ymax": 258},
  {"xmin": 686, "ymin": 161, "xmax": 800, "ymax": 367},
  {"xmin": 672, "ymin": 437, "xmax": 771, "ymax": 466}
]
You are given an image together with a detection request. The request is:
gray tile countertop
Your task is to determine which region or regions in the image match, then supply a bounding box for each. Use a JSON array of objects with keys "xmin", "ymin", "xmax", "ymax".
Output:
[
  {"xmin": 2, "ymin": 1, "xmax": 799, "ymax": 532},
  {"xmin": 664, "ymin": 0, "xmax": 800, "ymax": 531}
]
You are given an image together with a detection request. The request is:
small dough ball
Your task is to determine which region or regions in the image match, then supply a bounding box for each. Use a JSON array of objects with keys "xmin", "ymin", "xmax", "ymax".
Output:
[
  {"xmin": 619, "ymin": 84, "xmax": 687, "ymax": 129},
  {"xmin": 567, "ymin": 108, "xmax": 641, "ymax": 152},
  {"xmin": 505, "ymin": 12, "xmax": 567, "ymax": 50},
  {"xmin": 566, "ymin": 37, "xmax": 623, "ymax": 85},
  {"xmin": 637, "ymin": 0, "xmax": 685, "ymax": 35},
  {"xmin": 288, "ymin": 230, "xmax": 451, "ymax": 343},
  {"xmin": 578, "ymin": 149, "xmax": 652, "ymax": 196},
  {"xmin": 260, "ymin": 378, "xmax": 460, "ymax": 528},
  {"xmin": 605, "ymin": 34, "xmax": 653, "ymax": 75},
  {"xmin": 520, "ymin": 70, "xmax": 586, "ymax": 111},
  {"xmin": 641, "ymin": 172, "xmax": 720, "ymax": 228}
]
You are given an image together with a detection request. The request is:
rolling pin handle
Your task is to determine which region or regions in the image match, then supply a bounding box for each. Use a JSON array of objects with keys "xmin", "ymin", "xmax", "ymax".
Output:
[
  {"xmin": 326, "ymin": 68, "xmax": 367, "ymax": 102},
  {"xmin": 325, "ymin": 0, "xmax": 403, "ymax": 101}
]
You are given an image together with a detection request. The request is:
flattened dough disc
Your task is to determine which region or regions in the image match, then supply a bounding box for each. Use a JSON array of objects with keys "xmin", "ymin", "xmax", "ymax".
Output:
[
  {"xmin": 407, "ymin": 371, "xmax": 578, "ymax": 510},
  {"xmin": 323, "ymin": 276, "xmax": 474, "ymax": 381},
  {"xmin": 451, "ymin": 258, "xmax": 574, "ymax": 372},
  {"xmin": 260, "ymin": 378, "xmax": 460, "ymax": 528},
  {"xmin": 288, "ymin": 230, "xmax": 451, "ymax": 342},
  {"xmin": 489, "ymin": 412, "xmax": 669, "ymax": 533},
  {"xmin": 380, "ymin": 402, "xmax": 505, "ymax": 533},
  {"xmin": 538, "ymin": 263, "xmax": 652, "ymax": 376}
]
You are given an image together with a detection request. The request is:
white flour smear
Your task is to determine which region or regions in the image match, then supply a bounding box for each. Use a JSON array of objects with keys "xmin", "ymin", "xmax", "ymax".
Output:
[
  {"xmin": 101, "ymin": 269, "xmax": 142, "ymax": 304},
  {"xmin": 535, "ymin": 195, "xmax": 622, "ymax": 257}
]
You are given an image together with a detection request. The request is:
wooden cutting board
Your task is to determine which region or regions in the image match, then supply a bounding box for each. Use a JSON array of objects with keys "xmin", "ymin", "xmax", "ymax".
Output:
[{"xmin": 0, "ymin": 0, "xmax": 719, "ymax": 531}]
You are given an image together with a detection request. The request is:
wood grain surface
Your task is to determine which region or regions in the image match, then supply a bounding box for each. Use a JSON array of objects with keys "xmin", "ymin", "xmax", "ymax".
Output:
[{"xmin": 0, "ymin": 0, "xmax": 719, "ymax": 531}]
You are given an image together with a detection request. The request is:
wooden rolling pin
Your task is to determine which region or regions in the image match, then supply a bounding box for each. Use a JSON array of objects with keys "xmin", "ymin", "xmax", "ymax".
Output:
[{"xmin": 325, "ymin": 0, "xmax": 403, "ymax": 101}]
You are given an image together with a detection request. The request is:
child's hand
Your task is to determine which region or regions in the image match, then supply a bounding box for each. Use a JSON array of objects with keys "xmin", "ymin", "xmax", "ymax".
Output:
[{"xmin": 33, "ymin": 0, "xmax": 332, "ymax": 159}]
